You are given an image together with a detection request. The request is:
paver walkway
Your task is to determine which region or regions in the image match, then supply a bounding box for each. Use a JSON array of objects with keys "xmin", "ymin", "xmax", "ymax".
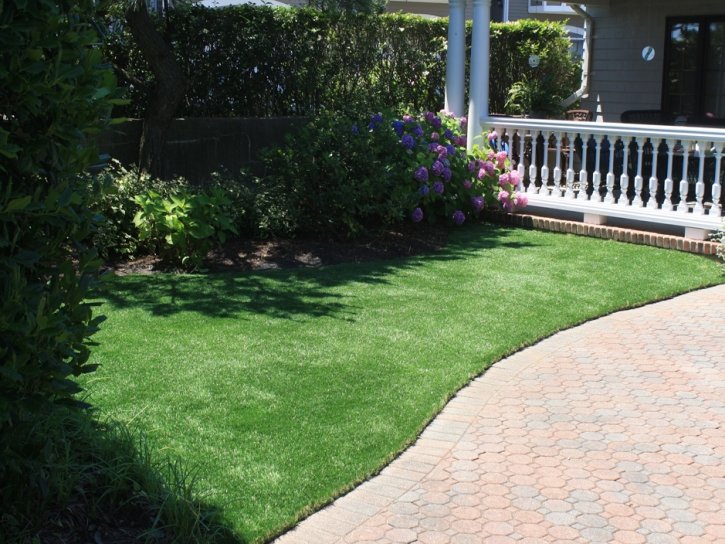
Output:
[{"xmin": 276, "ymin": 285, "xmax": 725, "ymax": 544}]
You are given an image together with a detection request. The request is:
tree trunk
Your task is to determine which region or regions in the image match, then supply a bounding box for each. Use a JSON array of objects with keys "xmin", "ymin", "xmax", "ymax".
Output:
[{"xmin": 125, "ymin": 2, "xmax": 187, "ymax": 179}]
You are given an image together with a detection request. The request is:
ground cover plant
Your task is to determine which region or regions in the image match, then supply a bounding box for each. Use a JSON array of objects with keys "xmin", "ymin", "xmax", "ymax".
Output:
[{"xmin": 83, "ymin": 224, "xmax": 725, "ymax": 543}]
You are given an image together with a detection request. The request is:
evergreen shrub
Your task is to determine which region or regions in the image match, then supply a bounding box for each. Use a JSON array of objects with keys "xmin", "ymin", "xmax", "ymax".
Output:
[{"xmin": 104, "ymin": 8, "xmax": 580, "ymax": 118}]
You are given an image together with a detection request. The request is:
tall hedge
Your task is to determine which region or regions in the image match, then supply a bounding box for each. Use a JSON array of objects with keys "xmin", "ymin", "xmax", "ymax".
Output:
[
  {"xmin": 104, "ymin": 7, "xmax": 580, "ymax": 118},
  {"xmin": 0, "ymin": 0, "xmax": 122, "ymax": 471}
]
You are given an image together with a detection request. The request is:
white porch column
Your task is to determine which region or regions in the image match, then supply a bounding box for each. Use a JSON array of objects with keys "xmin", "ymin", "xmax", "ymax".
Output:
[
  {"xmin": 467, "ymin": 0, "xmax": 491, "ymax": 152},
  {"xmin": 444, "ymin": 0, "xmax": 467, "ymax": 117}
]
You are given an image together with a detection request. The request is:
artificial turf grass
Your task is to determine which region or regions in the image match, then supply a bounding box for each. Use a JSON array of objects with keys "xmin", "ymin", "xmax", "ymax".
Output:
[{"xmin": 83, "ymin": 223, "xmax": 724, "ymax": 543}]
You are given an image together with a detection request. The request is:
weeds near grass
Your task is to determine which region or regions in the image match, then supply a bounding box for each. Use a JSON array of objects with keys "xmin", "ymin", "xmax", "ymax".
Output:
[{"xmin": 0, "ymin": 407, "xmax": 236, "ymax": 543}]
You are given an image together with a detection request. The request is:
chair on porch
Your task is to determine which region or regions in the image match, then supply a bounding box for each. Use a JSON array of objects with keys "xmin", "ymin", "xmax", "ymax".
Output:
[{"xmin": 565, "ymin": 110, "xmax": 593, "ymax": 122}]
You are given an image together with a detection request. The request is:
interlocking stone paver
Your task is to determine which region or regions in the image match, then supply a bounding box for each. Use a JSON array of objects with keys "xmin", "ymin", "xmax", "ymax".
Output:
[{"xmin": 274, "ymin": 286, "xmax": 725, "ymax": 543}]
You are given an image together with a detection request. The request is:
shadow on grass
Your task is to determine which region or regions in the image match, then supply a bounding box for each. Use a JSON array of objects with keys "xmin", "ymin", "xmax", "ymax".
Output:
[{"xmin": 101, "ymin": 224, "xmax": 538, "ymax": 320}]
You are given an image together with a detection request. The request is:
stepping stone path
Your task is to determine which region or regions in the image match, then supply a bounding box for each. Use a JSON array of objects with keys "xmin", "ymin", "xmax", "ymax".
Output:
[{"xmin": 275, "ymin": 285, "xmax": 725, "ymax": 544}]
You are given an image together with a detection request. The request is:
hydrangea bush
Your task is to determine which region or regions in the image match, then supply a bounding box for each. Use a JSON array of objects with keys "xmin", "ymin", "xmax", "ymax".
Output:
[{"xmin": 364, "ymin": 110, "xmax": 528, "ymax": 226}]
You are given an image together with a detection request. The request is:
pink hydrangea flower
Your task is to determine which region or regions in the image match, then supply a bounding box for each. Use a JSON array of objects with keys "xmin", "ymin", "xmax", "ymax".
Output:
[
  {"xmin": 488, "ymin": 131, "xmax": 498, "ymax": 141},
  {"xmin": 403, "ymin": 114, "xmax": 414, "ymax": 123},
  {"xmin": 425, "ymin": 111, "xmax": 435, "ymax": 121},
  {"xmin": 477, "ymin": 168, "xmax": 487, "ymax": 180},
  {"xmin": 514, "ymin": 192, "xmax": 528, "ymax": 207},
  {"xmin": 460, "ymin": 117, "xmax": 467, "ymax": 128},
  {"xmin": 509, "ymin": 170, "xmax": 521, "ymax": 187},
  {"xmin": 496, "ymin": 151, "xmax": 508, "ymax": 167},
  {"xmin": 438, "ymin": 148, "xmax": 448, "ymax": 160},
  {"xmin": 463, "ymin": 180, "xmax": 472, "ymax": 189},
  {"xmin": 498, "ymin": 173, "xmax": 510, "ymax": 188},
  {"xmin": 498, "ymin": 190, "xmax": 510, "ymax": 203},
  {"xmin": 431, "ymin": 132, "xmax": 440, "ymax": 141},
  {"xmin": 503, "ymin": 200, "xmax": 514, "ymax": 212},
  {"xmin": 484, "ymin": 161, "xmax": 495, "ymax": 176},
  {"xmin": 487, "ymin": 151, "xmax": 495, "ymax": 160}
]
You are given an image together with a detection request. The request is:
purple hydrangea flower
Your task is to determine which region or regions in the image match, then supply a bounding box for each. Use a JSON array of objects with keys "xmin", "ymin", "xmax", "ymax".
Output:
[
  {"xmin": 499, "ymin": 173, "xmax": 511, "ymax": 189},
  {"xmin": 514, "ymin": 192, "xmax": 528, "ymax": 207},
  {"xmin": 484, "ymin": 161, "xmax": 495, "ymax": 176},
  {"xmin": 352, "ymin": 125, "xmax": 359, "ymax": 134},
  {"xmin": 412, "ymin": 125, "xmax": 424, "ymax": 139},
  {"xmin": 368, "ymin": 122, "xmax": 375, "ymax": 130},
  {"xmin": 503, "ymin": 200, "xmax": 514, "ymax": 212},
  {"xmin": 442, "ymin": 168, "xmax": 452, "ymax": 182},
  {"xmin": 477, "ymin": 168, "xmax": 487, "ymax": 180},
  {"xmin": 437, "ymin": 148, "xmax": 448, "ymax": 160},
  {"xmin": 432, "ymin": 160, "xmax": 444, "ymax": 176},
  {"xmin": 431, "ymin": 132, "xmax": 440, "ymax": 141},
  {"xmin": 431, "ymin": 116, "xmax": 442, "ymax": 129},
  {"xmin": 452, "ymin": 210, "xmax": 465, "ymax": 226},
  {"xmin": 433, "ymin": 181, "xmax": 444, "ymax": 194},
  {"xmin": 458, "ymin": 136, "xmax": 467, "ymax": 147},
  {"xmin": 419, "ymin": 184, "xmax": 430, "ymax": 196},
  {"xmin": 459, "ymin": 150, "xmax": 467, "ymax": 159},
  {"xmin": 428, "ymin": 142, "xmax": 439, "ymax": 153},
  {"xmin": 444, "ymin": 129, "xmax": 453, "ymax": 140},
  {"xmin": 467, "ymin": 161, "xmax": 477, "ymax": 172},
  {"xmin": 414, "ymin": 166, "xmax": 428, "ymax": 181},
  {"xmin": 403, "ymin": 114, "xmax": 414, "ymax": 123},
  {"xmin": 471, "ymin": 196, "xmax": 485, "ymax": 211},
  {"xmin": 446, "ymin": 144, "xmax": 455, "ymax": 156},
  {"xmin": 460, "ymin": 116, "xmax": 467, "ymax": 128},
  {"xmin": 425, "ymin": 111, "xmax": 435, "ymax": 121},
  {"xmin": 393, "ymin": 121, "xmax": 404, "ymax": 136},
  {"xmin": 371, "ymin": 113, "xmax": 383, "ymax": 124},
  {"xmin": 401, "ymin": 134, "xmax": 415, "ymax": 149},
  {"xmin": 463, "ymin": 180, "xmax": 472, "ymax": 189},
  {"xmin": 411, "ymin": 207, "xmax": 424, "ymax": 222},
  {"xmin": 498, "ymin": 190, "xmax": 510, "ymax": 203},
  {"xmin": 442, "ymin": 159, "xmax": 450, "ymax": 168}
]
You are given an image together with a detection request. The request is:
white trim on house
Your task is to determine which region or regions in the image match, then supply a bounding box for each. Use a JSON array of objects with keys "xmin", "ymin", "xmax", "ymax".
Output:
[{"xmin": 528, "ymin": 1, "xmax": 575, "ymax": 14}]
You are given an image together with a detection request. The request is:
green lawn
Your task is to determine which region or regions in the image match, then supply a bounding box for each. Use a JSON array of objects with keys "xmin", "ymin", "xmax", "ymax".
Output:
[{"xmin": 84, "ymin": 224, "xmax": 724, "ymax": 543}]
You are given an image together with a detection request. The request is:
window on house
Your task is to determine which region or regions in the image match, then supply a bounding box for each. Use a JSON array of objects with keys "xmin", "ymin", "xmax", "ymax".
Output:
[
  {"xmin": 663, "ymin": 15, "xmax": 725, "ymax": 126},
  {"xmin": 528, "ymin": 1, "xmax": 575, "ymax": 14}
]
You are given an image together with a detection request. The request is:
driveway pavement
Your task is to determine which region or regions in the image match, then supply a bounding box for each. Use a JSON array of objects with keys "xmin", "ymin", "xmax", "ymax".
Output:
[{"xmin": 276, "ymin": 285, "xmax": 725, "ymax": 544}]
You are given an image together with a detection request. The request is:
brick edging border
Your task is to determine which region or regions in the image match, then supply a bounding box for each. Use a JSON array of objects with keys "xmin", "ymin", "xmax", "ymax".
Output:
[{"xmin": 481, "ymin": 210, "xmax": 723, "ymax": 256}]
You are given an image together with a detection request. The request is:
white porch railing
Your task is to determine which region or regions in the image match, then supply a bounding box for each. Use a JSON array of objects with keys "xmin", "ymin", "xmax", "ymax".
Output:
[{"xmin": 481, "ymin": 116, "xmax": 725, "ymax": 240}]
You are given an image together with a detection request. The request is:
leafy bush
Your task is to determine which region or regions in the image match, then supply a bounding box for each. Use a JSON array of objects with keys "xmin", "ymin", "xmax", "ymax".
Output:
[
  {"xmin": 103, "ymin": 9, "xmax": 579, "ymax": 118},
  {"xmin": 711, "ymin": 225, "xmax": 725, "ymax": 268},
  {"xmin": 0, "ymin": 0, "xmax": 123, "ymax": 471},
  {"xmin": 260, "ymin": 107, "xmax": 528, "ymax": 235},
  {"xmin": 505, "ymin": 74, "xmax": 569, "ymax": 118},
  {"xmin": 133, "ymin": 188, "xmax": 238, "ymax": 270}
]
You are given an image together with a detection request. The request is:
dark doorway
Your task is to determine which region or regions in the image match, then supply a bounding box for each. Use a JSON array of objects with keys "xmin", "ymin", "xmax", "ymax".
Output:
[
  {"xmin": 490, "ymin": 0, "xmax": 504, "ymax": 23},
  {"xmin": 662, "ymin": 15, "xmax": 725, "ymax": 126}
]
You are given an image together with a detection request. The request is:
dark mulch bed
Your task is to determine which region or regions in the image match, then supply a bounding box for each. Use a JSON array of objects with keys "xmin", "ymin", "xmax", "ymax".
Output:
[{"xmin": 106, "ymin": 221, "xmax": 449, "ymax": 275}]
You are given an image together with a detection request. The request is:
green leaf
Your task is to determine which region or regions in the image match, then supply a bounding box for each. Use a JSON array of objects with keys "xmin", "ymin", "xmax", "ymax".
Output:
[{"xmin": 5, "ymin": 195, "xmax": 32, "ymax": 211}]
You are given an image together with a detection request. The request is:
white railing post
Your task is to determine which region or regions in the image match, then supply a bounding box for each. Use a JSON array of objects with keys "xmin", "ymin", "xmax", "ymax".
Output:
[
  {"xmin": 578, "ymin": 135, "xmax": 589, "ymax": 201},
  {"xmin": 694, "ymin": 141, "xmax": 706, "ymax": 215},
  {"xmin": 528, "ymin": 131, "xmax": 538, "ymax": 194},
  {"xmin": 646, "ymin": 139, "xmax": 662, "ymax": 210},
  {"xmin": 663, "ymin": 139, "xmax": 675, "ymax": 212},
  {"xmin": 711, "ymin": 144, "xmax": 722, "ymax": 217},
  {"xmin": 591, "ymin": 135, "xmax": 603, "ymax": 202},
  {"xmin": 677, "ymin": 140, "xmax": 691, "ymax": 213},
  {"xmin": 541, "ymin": 132, "xmax": 550, "ymax": 196},
  {"xmin": 619, "ymin": 137, "xmax": 630, "ymax": 206},
  {"xmin": 517, "ymin": 129, "xmax": 526, "ymax": 184},
  {"xmin": 565, "ymin": 133, "xmax": 576, "ymax": 199},
  {"xmin": 633, "ymin": 137, "xmax": 644, "ymax": 208},
  {"xmin": 552, "ymin": 132, "xmax": 563, "ymax": 197},
  {"xmin": 604, "ymin": 135, "xmax": 616, "ymax": 204}
]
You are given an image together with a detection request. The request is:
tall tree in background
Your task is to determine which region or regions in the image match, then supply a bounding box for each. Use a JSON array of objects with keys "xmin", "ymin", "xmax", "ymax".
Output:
[{"xmin": 123, "ymin": 0, "xmax": 187, "ymax": 178}]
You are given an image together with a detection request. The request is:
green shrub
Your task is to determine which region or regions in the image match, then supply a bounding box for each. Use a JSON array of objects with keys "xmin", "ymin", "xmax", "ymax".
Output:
[
  {"xmin": 133, "ymin": 188, "xmax": 238, "ymax": 270},
  {"xmin": 0, "ymin": 0, "xmax": 123, "ymax": 471},
  {"xmin": 103, "ymin": 8, "xmax": 579, "ymax": 118}
]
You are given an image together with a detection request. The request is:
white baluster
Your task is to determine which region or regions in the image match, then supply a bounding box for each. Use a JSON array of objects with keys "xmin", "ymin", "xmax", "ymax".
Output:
[
  {"xmin": 551, "ymin": 132, "xmax": 563, "ymax": 197},
  {"xmin": 662, "ymin": 139, "xmax": 675, "ymax": 212},
  {"xmin": 591, "ymin": 135, "xmax": 603, "ymax": 203},
  {"xmin": 578, "ymin": 134, "xmax": 589, "ymax": 201},
  {"xmin": 632, "ymin": 137, "xmax": 645, "ymax": 207},
  {"xmin": 646, "ymin": 139, "xmax": 662, "ymax": 210},
  {"xmin": 517, "ymin": 129, "xmax": 526, "ymax": 185},
  {"xmin": 619, "ymin": 137, "xmax": 630, "ymax": 206},
  {"xmin": 565, "ymin": 133, "xmax": 576, "ymax": 199},
  {"xmin": 693, "ymin": 141, "xmax": 705, "ymax": 215},
  {"xmin": 540, "ymin": 132, "xmax": 550, "ymax": 196},
  {"xmin": 604, "ymin": 135, "xmax": 616, "ymax": 204},
  {"xmin": 677, "ymin": 140, "xmax": 691, "ymax": 213},
  {"xmin": 711, "ymin": 144, "xmax": 722, "ymax": 217},
  {"xmin": 528, "ymin": 131, "xmax": 538, "ymax": 194}
]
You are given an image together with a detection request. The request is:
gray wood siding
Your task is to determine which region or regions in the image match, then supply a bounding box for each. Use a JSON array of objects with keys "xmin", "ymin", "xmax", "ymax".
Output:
[{"xmin": 581, "ymin": 0, "xmax": 725, "ymax": 122}]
